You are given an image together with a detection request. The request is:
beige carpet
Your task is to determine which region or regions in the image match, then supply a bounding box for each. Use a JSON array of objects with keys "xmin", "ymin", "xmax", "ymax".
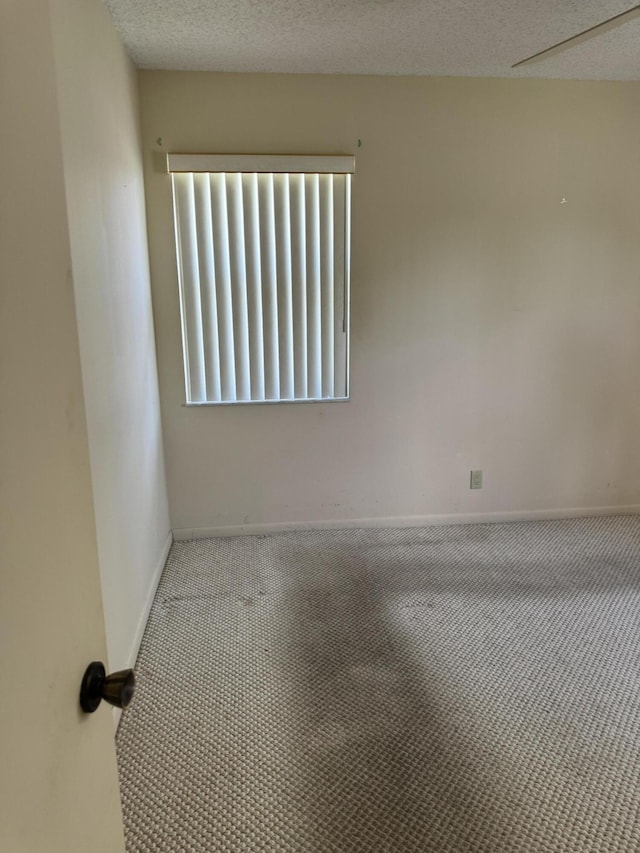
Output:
[{"xmin": 116, "ymin": 516, "xmax": 640, "ymax": 852}]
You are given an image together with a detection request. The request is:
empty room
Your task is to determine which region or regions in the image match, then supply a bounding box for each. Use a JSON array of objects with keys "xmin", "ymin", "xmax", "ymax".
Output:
[{"xmin": 3, "ymin": 1, "xmax": 640, "ymax": 851}]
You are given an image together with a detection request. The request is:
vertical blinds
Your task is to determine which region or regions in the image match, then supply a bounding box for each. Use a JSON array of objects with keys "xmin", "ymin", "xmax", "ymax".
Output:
[{"xmin": 169, "ymin": 154, "xmax": 353, "ymax": 405}]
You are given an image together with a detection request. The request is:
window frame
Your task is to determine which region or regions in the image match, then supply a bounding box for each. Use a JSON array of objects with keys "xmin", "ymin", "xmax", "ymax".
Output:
[{"xmin": 168, "ymin": 153, "xmax": 354, "ymax": 407}]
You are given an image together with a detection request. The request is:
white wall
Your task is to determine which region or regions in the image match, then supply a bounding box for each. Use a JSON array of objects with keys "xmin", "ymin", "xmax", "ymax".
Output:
[
  {"xmin": 0, "ymin": 2, "xmax": 124, "ymax": 849},
  {"xmin": 139, "ymin": 72, "xmax": 640, "ymax": 535},
  {"xmin": 51, "ymin": 0, "xmax": 171, "ymax": 669}
]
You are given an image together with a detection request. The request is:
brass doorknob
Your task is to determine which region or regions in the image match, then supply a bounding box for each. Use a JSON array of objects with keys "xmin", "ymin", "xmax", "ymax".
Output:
[{"xmin": 79, "ymin": 661, "xmax": 135, "ymax": 713}]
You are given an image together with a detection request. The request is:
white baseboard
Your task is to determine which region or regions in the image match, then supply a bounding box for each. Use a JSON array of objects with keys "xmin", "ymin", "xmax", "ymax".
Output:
[
  {"xmin": 172, "ymin": 504, "xmax": 640, "ymax": 541},
  {"xmin": 114, "ymin": 530, "xmax": 173, "ymax": 733},
  {"xmin": 126, "ymin": 530, "xmax": 173, "ymax": 668}
]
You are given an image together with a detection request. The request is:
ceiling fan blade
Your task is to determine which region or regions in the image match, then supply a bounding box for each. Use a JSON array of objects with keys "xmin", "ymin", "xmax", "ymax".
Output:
[{"xmin": 512, "ymin": 4, "xmax": 640, "ymax": 67}]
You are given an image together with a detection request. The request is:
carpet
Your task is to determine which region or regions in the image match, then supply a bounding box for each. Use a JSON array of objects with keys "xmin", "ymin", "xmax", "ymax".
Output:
[{"xmin": 116, "ymin": 516, "xmax": 640, "ymax": 851}]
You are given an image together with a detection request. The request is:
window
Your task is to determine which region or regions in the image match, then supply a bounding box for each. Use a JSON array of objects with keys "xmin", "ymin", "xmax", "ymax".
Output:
[{"xmin": 168, "ymin": 154, "xmax": 354, "ymax": 405}]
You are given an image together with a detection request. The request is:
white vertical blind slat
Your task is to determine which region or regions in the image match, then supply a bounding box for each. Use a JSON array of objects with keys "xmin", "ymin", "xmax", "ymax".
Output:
[
  {"xmin": 274, "ymin": 173, "xmax": 295, "ymax": 400},
  {"xmin": 344, "ymin": 175, "xmax": 351, "ymax": 398},
  {"xmin": 332, "ymin": 175, "xmax": 348, "ymax": 399},
  {"xmin": 193, "ymin": 174, "xmax": 222, "ymax": 402},
  {"xmin": 172, "ymin": 173, "xmax": 206, "ymax": 403},
  {"xmin": 290, "ymin": 173, "xmax": 308, "ymax": 399},
  {"xmin": 319, "ymin": 174, "xmax": 335, "ymax": 398},
  {"xmin": 242, "ymin": 173, "xmax": 266, "ymax": 401},
  {"xmin": 226, "ymin": 173, "xmax": 251, "ymax": 401},
  {"xmin": 305, "ymin": 174, "xmax": 322, "ymax": 399},
  {"xmin": 209, "ymin": 172, "xmax": 236, "ymax": 402},
  {"xmin": 258, "ymin": 174, "xmax": 280, "ymax": 400}
]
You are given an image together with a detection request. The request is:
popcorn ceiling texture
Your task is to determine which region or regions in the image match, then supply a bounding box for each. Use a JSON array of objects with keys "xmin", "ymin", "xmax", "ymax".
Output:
[
  {"xmin": 117, "ymin": 516, "xmax": 640, "ymax": 852},
  {"xmin": 102, "ymin": 0, "xmax": 640, "ymax": 79}
]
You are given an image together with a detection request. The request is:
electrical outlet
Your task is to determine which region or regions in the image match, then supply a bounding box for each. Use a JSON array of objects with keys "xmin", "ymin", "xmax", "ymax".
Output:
[{"xmin": 470, "ymin": 469, "xmax": 483, "ymax": 490}]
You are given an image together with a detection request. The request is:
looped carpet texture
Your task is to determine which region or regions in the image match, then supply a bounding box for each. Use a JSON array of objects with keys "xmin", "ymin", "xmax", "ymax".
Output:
[{"xmin": 117, "ymin": 516, "xmax": 640, "ymax": 851}]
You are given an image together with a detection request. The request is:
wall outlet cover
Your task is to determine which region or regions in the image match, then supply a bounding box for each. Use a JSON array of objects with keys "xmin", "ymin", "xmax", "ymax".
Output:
[{"xmin": 470, "ymin": 469, "xmax": 483, "ymax": 489}]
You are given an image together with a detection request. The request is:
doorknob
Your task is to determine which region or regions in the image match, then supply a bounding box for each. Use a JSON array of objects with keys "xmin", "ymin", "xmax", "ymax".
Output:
[{"xmin": 80, "ymin": 661, "xmax": 135, "ymax": 713}]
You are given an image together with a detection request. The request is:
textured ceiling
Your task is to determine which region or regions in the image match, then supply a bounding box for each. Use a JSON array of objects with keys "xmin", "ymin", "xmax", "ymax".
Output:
[{"xmin": 103, "ymin": 1, "xmax": 640, "ymax": 80}]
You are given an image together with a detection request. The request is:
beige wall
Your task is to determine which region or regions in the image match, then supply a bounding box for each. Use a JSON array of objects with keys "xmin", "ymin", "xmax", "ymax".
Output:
[
  {"xmin": 0, "ymin": 1, "xmax": 124, "ymax": 849},
  {"xmin": 51, "ymin": 0, "xmax": 171, "ymax": 669},
  {"xmin": 139, "ymin": 72, "xmax": 640, "ymax": 534}
]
